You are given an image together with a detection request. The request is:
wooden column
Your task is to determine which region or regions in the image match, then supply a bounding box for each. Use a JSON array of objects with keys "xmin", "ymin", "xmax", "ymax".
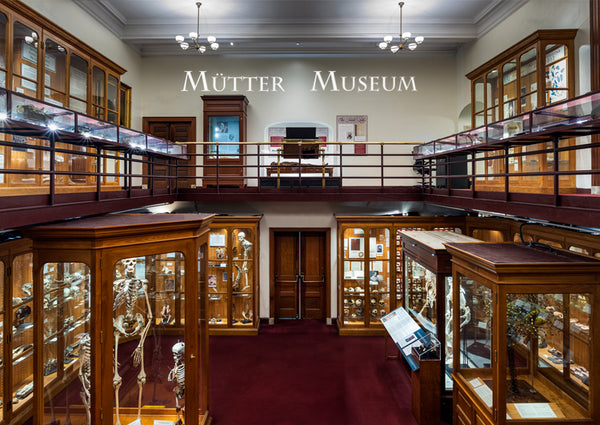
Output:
[{"xmin": 592, "ymin": 0, "xmax": 600, "ymax": 185}]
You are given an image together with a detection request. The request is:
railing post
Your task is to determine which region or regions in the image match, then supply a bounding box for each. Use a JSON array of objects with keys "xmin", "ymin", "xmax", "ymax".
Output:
[
  {"xmin": 95, "ymin": 146, "xmax": 101, "ymax": 201},
  {"xmin": 504, "ymin": 146, "xmax": 510, "ymax": 202},
  {"xmin": 380, "ymin": 143, "xmax": 384, "ymax": 188},
  {"xmin": 49, "ymin": 135, "xmax": 56, "ymax": 206},
  {"xmin": 553, "ymin": 136, "xmax": 560, "ymax": 206}
]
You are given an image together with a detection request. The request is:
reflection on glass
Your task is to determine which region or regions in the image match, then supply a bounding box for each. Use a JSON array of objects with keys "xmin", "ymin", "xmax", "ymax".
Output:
[
  {"xmin": 44, "ymin": 39, "xmax": 67, "ymax": 106},
  {"xmin": 92, "ymin": 66, "xmax": 105, "ymax": 120},
  {"xmin": 208, "ymin": 228, "xmax": 228, "ymax": 325},
  {"xmin": 70, "ymin": 54, "xmax": 88, "ymax": 113},
  {"xmin": 208, "ymin": 116, "xmax": 240, "ymax": 158},
  {"xmin": 232, "ymin": 228, "xmax": 253, "ymax": 326},
  {"xmin": 13, "ymin": 22, "xmax": 38, "ymax": 96},
  {"xmin": 0, "ymin": 12, "xmax": 7, "ymax": 88},
  {"xmin": 405, "ymin": 257, "xmax": 436, "ymax": 334},
  {"xmin": 343, "ymin": 228, "xmax": 365, "ymax": 325}
]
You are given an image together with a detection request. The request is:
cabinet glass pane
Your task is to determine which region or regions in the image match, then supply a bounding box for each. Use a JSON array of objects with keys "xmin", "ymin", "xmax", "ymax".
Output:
[
  {"xmin": 92, "ymin": 66, "xmax": 105, "ymax": 119},
  {"xmin": 503, "ymin": 59, "xmax": 517, "ymax": 118},
  {"xmin": 506, "ymin": 292, "xmax": 591, "ymax": 420},
  {"xmin": 42, "ymin": 262, "xmax": 91, "ymax": 425},
  {"xmin": 519, "ymin": 48, "xmax": 537, "ymax": 113},
  {"xmin": 69, "ymin": 53, "xmax": 88, "ymax": 112},
  {"xmin": 545, "ymin": 44, "xmax": 568, "ymax": 104},
  {"xmin": 107, "ymin": 74, "xmax": 118, "ymax": 124},
  {"xmin": 12, "ymin": 253, "xmax": 33, "ymax": 411},
  {"xmin": 458, "ymin": 275, "xmax": 493, "ymax": 412},
  {"xmin": 207, "ymin": 116, "xmax": 240, "ymax": 158},
  {"xmin": 473, "ymin": 77, "xmax": 484, "ymax": 114},
  {"xmin": 369, "ymin": 228, "xmax": 389, "ymax": 322},
  {"xmin": 443, "ymin": 275, "xmax": 454, "ymax": 391},
  {"xmin": 404, "ymin": 257, "xmax": 436, "ymax": 334},
  {"xmin": 13, "ymin": 22, "xmax": 38, "ymax": 97},
  {"xmin": 0, "ymin": 13, "xmax": 7, "ymax": 88},
  {"xmin": 154, "ymin": 252, "xmax": 185, "ymax": 327},
  {"xmin": 113, "ymin": 253, "xmax": 185, "ymax": 424},
  {"xmin": 208, "ymin": 228, "xmax": 228, "ymax": 325},
  {"xmin": 232, "ymin": 228, "xmax": 254, "ymax": 326},
  {"xmin": 343, "ymin": 228, "xmax": 365, "ymax": 325},
  {"xmin": 44, "ymin": 39, "xmax": 67, "ymax": 107}
]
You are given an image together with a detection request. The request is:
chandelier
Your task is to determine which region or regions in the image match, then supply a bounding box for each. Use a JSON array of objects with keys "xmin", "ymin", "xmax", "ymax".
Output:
[
  {"xmin": 175, "ymin": 2, "xmax": 218, "ymax": 53},
  {"xmin": 378, "ymin": 2, "xmax": 424, "ymax": 53}
]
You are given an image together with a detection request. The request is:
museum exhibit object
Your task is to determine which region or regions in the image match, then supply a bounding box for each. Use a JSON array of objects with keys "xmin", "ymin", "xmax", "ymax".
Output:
[
  {"xmin": 202, "ymin": 95, "xmax": 248, "ymax": 187},
  {"xmin": 19, "ymin": 213, "xmax": 213, "ymax": 425},
  {"xmin": 445, "ymin": 242, "xmax": 600, "ymax": 425},
  {"xmin": 400, "ymin": 230, "xmax": 480, "ymax": 414},
  {"xmin": 207, "ymin": 216, "xmax": 260, "ymax": 334}
]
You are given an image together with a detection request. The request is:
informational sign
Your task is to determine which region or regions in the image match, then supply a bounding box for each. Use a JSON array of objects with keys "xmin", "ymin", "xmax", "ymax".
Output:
[{"xmin": 381, "ymin": 306, "xmax": 427, "ymax": 370}]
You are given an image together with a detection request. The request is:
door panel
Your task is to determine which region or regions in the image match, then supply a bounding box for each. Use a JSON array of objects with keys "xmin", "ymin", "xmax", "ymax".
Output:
[
  {"xmin": 274, "ymin": 232, "xmax": 299, "ymax": 319},
  {"xmin": 273, "ymin": 231, "xmax": 326, "ymax": 320},
  {"xmin": 301, "ymin": 232, "xmax": 326, "ymax": 320}
]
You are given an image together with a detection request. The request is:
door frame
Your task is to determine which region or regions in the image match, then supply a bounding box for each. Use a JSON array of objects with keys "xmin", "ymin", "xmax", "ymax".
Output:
[{"xmin": 269, "ymin": 227, "xmax": 331, "ymax": 322}]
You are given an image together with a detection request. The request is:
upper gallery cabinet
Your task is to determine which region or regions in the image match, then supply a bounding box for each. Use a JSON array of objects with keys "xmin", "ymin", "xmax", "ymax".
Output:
[
  {"xmin": 202, "ymin": 95, "xmax": 248, "ymax": 188},
  {"xmin": 467, "ymin": 30, "xmax": 576, "ymax": 127},
  {"xmin": 0, "ymin": 2, "xmax": 126, "ymax": 123},
  {"xmin": 446, "ymin": 242, "xmax": 600, "ymax": 425},
  {"xmin": 23, "ymin": 214, "xmax": 214, "ymax": 425},
  {"xmin": 207, "ymin": 216, "xmax": 261, "ymax": 335}
]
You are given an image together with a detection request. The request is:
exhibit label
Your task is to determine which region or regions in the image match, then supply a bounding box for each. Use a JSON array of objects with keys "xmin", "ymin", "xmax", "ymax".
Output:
[{"xmin": 181, "ymin": 70, "xmax": 417, "ymax": 93}]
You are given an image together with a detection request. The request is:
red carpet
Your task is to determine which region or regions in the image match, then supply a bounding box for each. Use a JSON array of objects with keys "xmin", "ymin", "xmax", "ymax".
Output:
[{"xmin": 209, "ymin": 320, "xmax": 422, "ymax": 425}]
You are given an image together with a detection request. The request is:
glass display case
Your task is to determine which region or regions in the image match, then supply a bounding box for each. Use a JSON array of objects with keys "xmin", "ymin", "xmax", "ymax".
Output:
[
  {"xmin": 435, "ymin": 136, "xmax": 457, "ymax": 154},
  {"xmin": 202, "ymin": 95, "xmax": 248, "ymax": 187},
  {"xmin": 11, "ymin": 91, "xmax": 75, "ymax": 131},
  {"xmin": 532, "ymin": 91, "xmax": 600, "ymax": 132},
  {"xmin": 400, "ymin": 230, "xmax": 480, "ymax": 413},
  {"xmin": 487, "ymin": 114, "xmax": 531, "ymax": 142},
  {"xmin": 207, "ymin": 216, "xmax": 260, "ymax": 334},
  {"xmin": 446, "ymin": 242, "xmax": 600, "ymax": 425},
  {"xmin": 457, "ymin": 126, "xmax": 486, "ymax": 147},
  {"xmin": 23, "ymin": 213, "xmax": 213, "ymax": 425}
]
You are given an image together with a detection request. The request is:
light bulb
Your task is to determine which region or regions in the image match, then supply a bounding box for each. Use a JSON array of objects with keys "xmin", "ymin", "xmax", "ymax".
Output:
[
  {"xmin": 378, "ymin": 41, "xmax": 388, "ymax": 50},
  {"xmin": 207, "ymin": 35, "xmax": 216, "ymax": 43},
  {"xmin": 189, "ymin": 31, "xmax": 198, "ymax": 40},
  {"xmin": 199, "ymin": 45, "xmax": 206, "ymax": 53},
  {"xmin": 384, "ymin": 35, "xmax": 393, "ymax": 43},
  {"xmin": 415, "ymin": 35, "xmax": 424, "ymax": 44},
  {"xmin": 408, "ymin": 42, "xmax": 417, "ymax": 50},
  {"xmin": 0, "ymin": 112, "xmax": 7, "ymax": 120},
  {"xmin": 390, "ymin": 45, "xmax": 400, "ymax": 53},
  {"xmin": 402, "ymin": 31, "xmax": 411, "ymax": 39},
  {"xmin": 211, "ymin": 42, "xmax": 219, "ymax": 50},
  {"xmin": 25, "ymin": 36, "xmax": 34, "ymax": 44},
  {"xmin": 175, "ymin": 35, "xmax": 184, "ymax": 43},
  {"xmin": 180, "ymin": 42, "xmax": 189, "ymax": 50}
]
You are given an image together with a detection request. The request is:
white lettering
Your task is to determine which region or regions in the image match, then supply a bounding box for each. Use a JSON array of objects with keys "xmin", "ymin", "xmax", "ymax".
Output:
[
  {"xmin": 382, "ymin": 76, "xmax": 396, "ymax": 92},
  {"xmin": 181, "ymin": 70, "xmax": 208, "ymax": 92},
  {"xmin": 341, "ymin": 76, "xmax": 355, "ymax": 92},
  {"xmin": 370, "ymin": 76, "xmax": 379, "ymax": 92},
  {"xmin": 398, "ymin": 76, "xmax": 417, "ymax": 91},
  {"xmin": 311, "ymin": 70, "xmax": 339, "ymax": 92},
  {"xmin": 358, "ymin": 76, "xmax": 368, "ymax": 92}
]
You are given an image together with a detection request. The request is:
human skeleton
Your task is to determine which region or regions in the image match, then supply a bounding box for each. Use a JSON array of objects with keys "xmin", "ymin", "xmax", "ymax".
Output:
[
  {"xmin": 418, "ymin": 272, "xmax": 436, "ymax": 315},
  {"xmin": 445, "ymin": 284, "xmax": 471, "ymax": 362},
  {"xmin": 232, "ymin": 232, "xmax": 252, "ymax": 292},
  {"xmin": 112, "ymin": 258, "xmax": 153, "ymax": 425},
  {"xmin": 168, "ymin": 342, "xmax": 185, "ymax": 425},
  {"xmin": 77, "ymin": 332, "xmax": 92, "ymax": 425}
]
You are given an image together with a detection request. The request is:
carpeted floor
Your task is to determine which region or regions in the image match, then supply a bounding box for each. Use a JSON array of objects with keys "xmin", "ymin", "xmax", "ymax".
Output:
[{"xmin": 209, "ymin": 320, "xmax": 422, "ymax": 425}]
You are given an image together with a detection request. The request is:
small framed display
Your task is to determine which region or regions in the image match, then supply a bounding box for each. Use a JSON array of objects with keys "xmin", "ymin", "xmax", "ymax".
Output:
[
  {"xmin": 165, "ymin": 278, "xmax": 175, "ymax": 292},
  {"xmin": 210, "ymin": 233, "xmax": 226, "ymax": 247}
]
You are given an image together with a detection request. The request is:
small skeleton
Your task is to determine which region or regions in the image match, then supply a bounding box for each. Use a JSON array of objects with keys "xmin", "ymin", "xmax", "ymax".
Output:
[
  {"xmin": 419, "ymin": 273, "xmax": 436, "ymax": 315},
  {"xmin": 445, "ymin": 283, "xmax": 471, "ymax": 362},
  {"xmin": 77, "ymin": 333, "xmax": 92, "ymax": 425},
  {"xmin": 168, "ymin": 342, "xmax": 185, "ymax": 425},
  {"xmin": 232, "ymin": 232, "xmax": 252, "ymax": 291},
  {"xmin": 112, "ymin": 258, "xmax": 153, "ymax": 425}
]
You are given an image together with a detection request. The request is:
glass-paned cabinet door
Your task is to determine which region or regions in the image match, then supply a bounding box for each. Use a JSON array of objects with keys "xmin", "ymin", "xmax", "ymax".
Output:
[
  {"xmin": 11, "ymin": 253, "xmax": 34, "ymax": 411},
  {"xmin": 92, "ymin": 66, "xmax": 105, "ymax": 120},
  {"xmin": 42, "ymin": 262, "xmax": 91, "ymax": 425},
  {"xmin": 107, "ymin": 74, "xmax": 118, "ymax": 124},
  {"xmin": 154, "ymin": 252, "xmax": 185, "ymax": 327},
  {"xmin": 43, "ymin": 38, "xmax": 67, "ymax": 107},
  {"xmin": 503, "ymin": 59, "xmax": 518, "ymax": 119},
  {"xmin": 112, "ymin": 253, "xmax": 186, "ymax": 425},
  {"xmin": 404, "ymin": 257, "xmax": 437, "ymax": 334},
  {"xmin": 368, "ymin": 228, "xmax": 390, "ymax": 323},
  {"xmin": 207, "ymin": 115, "xmax": 240, "ymax": 158},
  {"xmin": 12, "ymin": 21, "xmax": 39, "ymax": 97},
  {"xmin": 545, "ymin": 44, "xmax": 568, "ymax": 104},
  {"xmin": 69, "ymin": 54, "xmax": 88, "ymax": 113},
  {"xmin": 342, "ymin": 228, "xmax": 366, "ymax": 325},
  {"xmin": 519, "ymin": 48, "xmax": 537, "ymax": 112},
  {"xmin": 473, "ymin": 77, "xmax": 485, "ymax": 127},
  {"xmin": 443, "ymin": 275, "xmax": 454, "ymax": 391},
  {"xmin": 208, "ymin": 228, "xmax": 228, "ymax": 325},
  {"xmin": 486, "ymin": 69, "xmax": 499, "ymax": 123},
  {"xmin": 506, "ymin": 292, "xmax": 591, "ymax": 420},
  {"xmin": 457, "ymin": 275, "xmax": 493, "ymax": 413},
  {"xmin": 232, "ymin": 228, "xmax": 254, "ymax": 326},
  {"xmin": 0, "ymin": 12, "xmax": 7, "ymax": 88}
]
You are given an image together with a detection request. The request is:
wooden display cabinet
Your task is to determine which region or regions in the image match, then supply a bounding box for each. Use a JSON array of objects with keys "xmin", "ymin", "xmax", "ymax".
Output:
[
  {"xmin": 0, "ymin": 237, "xmax": 34, "ymax": 425},
  {"xmin": 445, "ymin": 242, "xmax": 600, "ymax": 425},
  {"xmin": 22, "ymin": 214, "xmax": 213, "ymax": 425},
  {"xmin": 467, "ymin": 29, "xmax": 577, "ymax": 194},
  {"xmin": 202, "ymin": 95, "xmax": 248, "ymax": 187},
  {"xmin": 400, "ymin": 230, "xmax": 480, "ymax": 419},
  {"xmin": 207, "ymin": 216, "xmax": 260, "ymax": 335}
]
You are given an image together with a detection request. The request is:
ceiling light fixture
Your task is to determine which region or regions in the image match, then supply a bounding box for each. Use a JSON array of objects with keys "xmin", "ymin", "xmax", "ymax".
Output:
[
  {"xmin": 175, "ymin": 2, "xmax": 218, "ymax": 53},
  {"xmin": 378, "ymin": 2, "xmax": 424, "ymax": 53}
]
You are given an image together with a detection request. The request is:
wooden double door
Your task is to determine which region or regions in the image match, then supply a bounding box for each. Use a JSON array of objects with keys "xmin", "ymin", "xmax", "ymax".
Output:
[{"xmin": 273, "ymin": 230, "xmax": 328, "ymax": 320}]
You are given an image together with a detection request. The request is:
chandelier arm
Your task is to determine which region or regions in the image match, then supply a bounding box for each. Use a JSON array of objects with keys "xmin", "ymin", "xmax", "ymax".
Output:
[{"xmin": 399, "ymin": 2, "xmax": 403, "ymax": 42}]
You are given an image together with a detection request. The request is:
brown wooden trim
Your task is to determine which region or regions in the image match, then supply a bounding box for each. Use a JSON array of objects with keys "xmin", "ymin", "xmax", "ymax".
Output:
[
  {"xmin": 591, "ymin": 0, "xmax": 600, "ymax": 185},
  {"xmin": 466, "ymin": 29, "xmax": 578, "ymax": 80},
  {"xmin": 1, "ymin": 0, "xmax": 126, "ymax": 75}
]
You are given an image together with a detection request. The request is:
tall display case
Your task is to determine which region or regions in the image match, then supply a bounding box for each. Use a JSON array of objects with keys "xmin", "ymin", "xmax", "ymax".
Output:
[
  {"xmin": 208, "ymin": 216, "xmax": 261, "ymax": 335},
  {"xmin": 23, "ymin": 214, "xmax": 213, "ymax": 425},
  {"xmin": 445, "ymin": 242, "xmax": 600, "ymax": 425},
  {"xmin": 202, "ymin": 95, "xmax": 248, "ymax": 187},
  {"xmin": 400, "ymin": 231, "xmax": 480, "ymax": 417}
]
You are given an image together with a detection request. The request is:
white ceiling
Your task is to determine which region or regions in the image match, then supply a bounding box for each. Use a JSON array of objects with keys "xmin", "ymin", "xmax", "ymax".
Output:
[{"xmin": 72, "ymin": 0, "xmax": 529, "ymax": 57}]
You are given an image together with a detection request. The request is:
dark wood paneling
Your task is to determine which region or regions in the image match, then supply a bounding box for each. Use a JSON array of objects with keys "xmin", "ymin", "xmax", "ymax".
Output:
[
  {"xmin": 274, "ymin": 231, "xmax": 299, "ymax": 319},
  {"xmin": 301, "ymin": 231, "xmax": 326, "ymax": 320}
]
